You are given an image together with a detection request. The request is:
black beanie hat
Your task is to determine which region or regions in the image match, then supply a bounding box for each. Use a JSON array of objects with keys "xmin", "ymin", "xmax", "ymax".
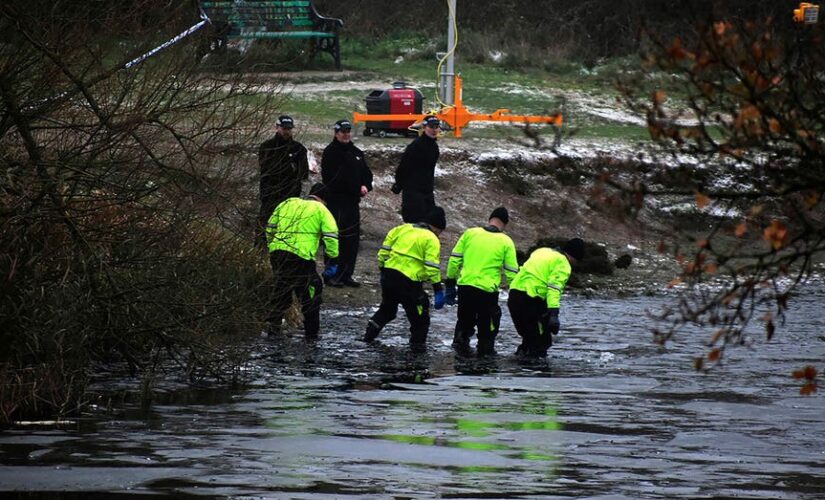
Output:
[
  {"xmin": 427, "ymin": 206, "xmax": 447, "ymax": 230},
  {"xmin": 489, "ymin": 206, "xmax": 509, "ymax": 224},
  {"xmin": 562, "ymin": 237, "xmax": 585, "ymax": 261},
  {"xmin": 308, "ymin": 182, "xmax": 329, "ymax": 201}
]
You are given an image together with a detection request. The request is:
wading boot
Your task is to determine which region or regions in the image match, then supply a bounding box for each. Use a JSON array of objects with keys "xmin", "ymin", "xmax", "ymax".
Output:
[
  {"xmin": 476, "ymin": 340, "xmax": 496, "ymax": 357},
  {"xmin": 363, "ymin": 321, "xmax": 381, "ymax": 343},
  {"xmin": 451, "ymin": 331, "xmax": 471, "ymax": 356}
]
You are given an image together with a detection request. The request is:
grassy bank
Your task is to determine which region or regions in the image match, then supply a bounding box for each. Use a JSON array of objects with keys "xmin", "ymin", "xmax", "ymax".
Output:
[{"xmin": 247, "ymin": 34, "xmax": 659, "ymax": 143}]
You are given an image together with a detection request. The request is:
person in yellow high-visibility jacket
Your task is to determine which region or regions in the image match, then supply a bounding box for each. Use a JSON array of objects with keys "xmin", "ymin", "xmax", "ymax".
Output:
[
  {"xmin": 364, "ymin": 207, "xmax": 447, "ymax": 350},
  {"xmin": 266, "ymin": 183, "xmax": 339, "ymax": 338},
  {"xmin": 445, "ymin": 206, "xmax": 519, "ymax": 356},
  {"xmin": 507, "ymin": 238, "xmax": 585, "ymax": 358}
]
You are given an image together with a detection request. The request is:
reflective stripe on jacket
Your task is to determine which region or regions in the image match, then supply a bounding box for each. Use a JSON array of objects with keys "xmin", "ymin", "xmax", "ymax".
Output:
[
  {"xmin": 509, "ymin": 247, "xmax": 571, "ymax": 308},
  {"xmin": 378, "ymin": 223, "xmax": 441, "ymax": 283},
  {"xmin": 446, "ymin": 226, "xmax": 518, "ymax": 292},
  {"xmin": 267, "ymin": 197, "xmax": 339, "ymax": 261}
]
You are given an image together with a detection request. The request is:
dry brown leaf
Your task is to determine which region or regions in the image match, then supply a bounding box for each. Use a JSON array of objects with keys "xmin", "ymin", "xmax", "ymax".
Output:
[
  {"xmin": 763, "ymin": 220, "xmax": 789, "ymax": 250},
  {"xmin": 804, "ymin": 365, "xmax": 818, "ymax": 380},
  {"xmin": 653, "ymin": 90, "xmax": 667, "ymax": 105},
  {"xmin": 695, "ymin": 192, "xmax": 711, "ymax": 209}
]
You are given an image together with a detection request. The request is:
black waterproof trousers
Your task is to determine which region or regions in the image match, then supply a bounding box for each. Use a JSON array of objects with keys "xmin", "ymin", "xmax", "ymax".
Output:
[
  {"xmin": 507, "ymin": 289, "xmax": 551, "ymax": 357},
  {"xmin": 453, "ymin": 285, "xmax": 502, "ymax": 355},
  {"xmin": 368, "ymin": 268, "xmax": 430, "ymax": 345},
  {"xmin": 401, "ymin": 189, "xmax": 435, "ymax": 224},
  {"xmin": 269, "ymin": 250, "xmax": 324, "ymax": 337},
  {"xmin": 327, "ymin": 196, "xmax": 360, "ymax": 282}
]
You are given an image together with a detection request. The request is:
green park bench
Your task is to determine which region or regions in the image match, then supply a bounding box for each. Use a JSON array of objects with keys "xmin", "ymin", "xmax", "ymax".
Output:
[{"xmin": 200, "ymin": 1, "xmax": 344, "ymax": 69}]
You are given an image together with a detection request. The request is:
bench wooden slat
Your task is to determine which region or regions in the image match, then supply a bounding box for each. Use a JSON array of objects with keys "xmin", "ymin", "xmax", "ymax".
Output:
[
  {"xmin": 200, "ymin": 0, "xmax": 343, "ymax": 69},
  {"xmin": 224, "ymin": 19, "xmax": 316, "ymax": 28},
  {"xmin": 227, "ymin": 31, "xmax": 336, "ymax": 39},
  {"xmin": 202, "ymin": 1, "xmax": 312, "ymax": 8}
]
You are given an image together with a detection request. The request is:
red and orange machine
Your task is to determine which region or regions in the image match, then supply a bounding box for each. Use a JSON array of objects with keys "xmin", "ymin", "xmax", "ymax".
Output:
[{"xmin": 353, "ymin": 74, "xmax": 563, "ymax": 138}]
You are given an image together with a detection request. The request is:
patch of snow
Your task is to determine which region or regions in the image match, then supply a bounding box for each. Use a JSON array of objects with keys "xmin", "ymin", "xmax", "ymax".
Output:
[
  {"xmin": 704, "ymin": 204, "xmax": 742, "ymax": 218},
  {"xmin": 599, "ymin": 352, "xmax": 616, "ymax": 363},
  {"xmin": 307, "ymin": 150, "xmax": 319, "ymax": 173}
]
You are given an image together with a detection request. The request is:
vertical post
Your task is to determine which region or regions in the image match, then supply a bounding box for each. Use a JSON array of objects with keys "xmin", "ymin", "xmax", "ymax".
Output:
[{"xmin": 439, "ymin": 0, "xmax": 457, "ymax": 105}]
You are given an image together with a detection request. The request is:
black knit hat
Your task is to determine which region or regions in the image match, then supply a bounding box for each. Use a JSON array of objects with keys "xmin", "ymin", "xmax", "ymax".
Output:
[
  {"xmin": 562, "ymin": 237, "xmax": 585, "ymax": 261},
  {"xmin": 308, "ymin": 182, "xmax": 329, "ymax": 201},
  {"xmin": 427, "ymin": 206, "xmax": 447, "ymax": 230},
  {"xmin": 489, "ymin": 206, "xmax": 509, "ymax": 224}
]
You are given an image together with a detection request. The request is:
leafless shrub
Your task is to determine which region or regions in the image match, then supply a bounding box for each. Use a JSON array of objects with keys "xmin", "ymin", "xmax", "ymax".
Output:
[{"xmin": 0, "ymin": 0, "xmax": 284, "ymax": 422}]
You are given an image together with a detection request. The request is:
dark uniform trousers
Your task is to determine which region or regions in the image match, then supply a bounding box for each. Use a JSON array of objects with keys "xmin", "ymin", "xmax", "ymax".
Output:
[
  {"xmin": 401, "ymin": 190, "xmax": 435, "ymax": 224},
  {"xmin": 269, "ymin": 250, "xmax": 324, "ymax": 337},
  {"xmin": 454, "ymin": 285, "xmax": 502, "ymax": 355},
  {"xmin": 327, "ymin": 195, "xmax": 360, "ymax": 282},
  {"xmin": 507, "ymin": 289, "xmax": 552, "ymax": 357},
  {"xmin": 368, "ymin": 268, "xmax": 430, "ymax": 345}
]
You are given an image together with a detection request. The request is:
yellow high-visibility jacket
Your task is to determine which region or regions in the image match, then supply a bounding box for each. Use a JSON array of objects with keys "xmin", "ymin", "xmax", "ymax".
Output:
[
  {"xmin": 447, "ymin": 226, "xmax": 518, "ymax": 292},
  {"xmin": 378, "ymin": 223, "xmax": 441, "ymax": 283},
  {"xmin": 267, "ymin": 196, "xmax": 339, "ymax": 261},
  {"xmin": 510, "ymin": 247, "xmax": 571, "ymax": 308}
]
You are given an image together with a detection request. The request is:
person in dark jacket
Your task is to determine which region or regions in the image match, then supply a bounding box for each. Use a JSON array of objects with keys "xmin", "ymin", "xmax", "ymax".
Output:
[
  {"xmin": 320, "ymin": 119, "xmax": 374, "ymax": 287},
  {"xmin": 258, "ymin": 115, "xmax": 309, "ymax": 245},
  {"xmin": 391, "ymin": 115, "xmax": 440, "ymax": 223}
]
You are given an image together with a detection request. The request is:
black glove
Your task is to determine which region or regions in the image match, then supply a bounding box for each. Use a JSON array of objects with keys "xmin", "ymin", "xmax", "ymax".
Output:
[
  {"xmin": 542, "ymin": 308, "xmax": 560, "ymax": 336},
  {"xmin": 390, "ymin": 183, "xmax": 402, "ymax": 194},
  {"xmin": 444, "ymin": 279, "xmax": 457, "ymax": 305},
  {"xmin": 379, "ymin": 268, "xmax": 386, "ymax": 288}
]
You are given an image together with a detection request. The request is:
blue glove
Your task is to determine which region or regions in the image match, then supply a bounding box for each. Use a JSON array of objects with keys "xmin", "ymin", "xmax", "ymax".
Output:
[
  {"xmin": 434, "ymin": 289, "xmax": 445, "ymax": 310},
  {"xmin": 322, "ymin": 264, "xmax": 338, "ymax": 279},
  {"xmin": 444, "ymin": 280, "xmax": 457, "ymax": 305}
]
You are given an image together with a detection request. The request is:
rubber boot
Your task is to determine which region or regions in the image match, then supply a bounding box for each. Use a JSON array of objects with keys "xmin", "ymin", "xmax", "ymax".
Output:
[
  {"xmin": 409, "ymin": 340, "xmax": 427, "ymax": 353},
  {"xmin": 452, "ymin": 330, "xmax": 471, "ymax": 356},
  {"xmin": 363, "ymin": 320, "xmax": 381, "ymax": 343},
  {"xmin": 476, "ymin": 339, "xmax": 496, "ymax": 357}
]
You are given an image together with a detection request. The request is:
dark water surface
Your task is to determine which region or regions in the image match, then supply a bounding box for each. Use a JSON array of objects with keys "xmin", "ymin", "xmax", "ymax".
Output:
[{"xmin": 2, "ymin": 288, "xmax": 825, "ymax": 498}]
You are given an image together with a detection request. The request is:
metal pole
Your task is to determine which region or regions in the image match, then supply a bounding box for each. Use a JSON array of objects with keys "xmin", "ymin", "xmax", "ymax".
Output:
[{"xmin": 439, "ymin": 0, "xmax": 457, "ymax": 105}]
